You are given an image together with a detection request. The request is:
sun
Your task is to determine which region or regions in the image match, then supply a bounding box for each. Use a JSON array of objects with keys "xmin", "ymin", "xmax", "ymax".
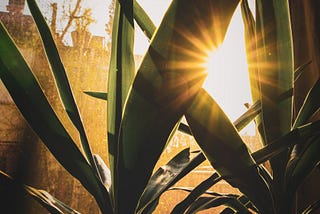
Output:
[
  {"xmin": 134, "ymin": 0, "xmax": 256, "ymax": 135},
  {"xmin": 202, "ymin": 6, "xmax": 255, "ymax": 135}
]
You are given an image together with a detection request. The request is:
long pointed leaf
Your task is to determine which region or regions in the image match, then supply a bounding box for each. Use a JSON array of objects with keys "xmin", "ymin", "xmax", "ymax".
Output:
[
  {"xmin": 0, "ymin": 22, "xmax": 111, "ymax": 213},
  {"xmin": 172, "ymin": 121, "xmax": 317, "ymax": 214},
  {"xmin": 255, "ymin": 0, "xmax": 294, "ymax": 143},
  {"xmin": 25, "ymin": 0, "xmax": 99, "ymax": 177},
  {"xmin": 302, "ymin": 199, "xmax": 320, "ymax": 214},
  {"xmin": 106, "ymin": 0, "xmax": 137, "ymax": 210},
  {"xmin": 241, "ymin": 0, "xmax": 267, "ymax": 146},
  {"xmin": 117, "ymin": 0, "xmax": 240, "ymax": 212},
  {"xmin": 171, "ymin": 172, "xmax": 221, "ymax": 213},
  {"xmin": 152, "ymin": 119, "xmax": 317, "ymax": 214},
  {"xmin": 169, "ymin": 186, "xmax": 227, "ymax": 196},
  {"xmin": 133, "ymin": 0, "xmax": 156, "ymax": 40},
  {"xmin": 241, "ymin": 0, "xmax": 259, "ymax": 102},
  {"xmin": 170, "ymin": 186, "xmax": 258, "ymax": 212},
  {"xmin": 221, "ymin": 194, "xmax": 259, "ymax": 214},
  {"xmin": 252, "ymin": 121, "xmax": 320, "ymax": 164},
  {"xmin": 286, "ymin": 77, "xmax": 320, "ymax": 196},
  {"xmin": 234, "ymin": 100, "xmax": 261, "ymax": 131},
  {"xmin": 186, "ymin": 196, "xmax": 251, "ymax": 214},
  {"xmin": 93, "ymin": 154, "xmax": 111, "ymax": 189},
  {"xmin": 0, "ymin": 171, "xmax": 64, "ymax": 214},
  {"xmin": 186, "ymin": 89, "xmax": 274, "ymax": 214},
  {"xmin": 294, "ymin": 60, "xmax": 312, "ymax": 82},
  {"xmin": 142, "ymin": 87, "xmax": 294, "ymax": 212},
  {"xmin": 175, "ymin": 120, "xmax": 319, "ymax": 213},
  {"xmin": 107, "ymin": 0, "xmax": 135, "ymax": 209},
  {"xmin": 84, "ymin": 91, "xmax": 108, "ymax": 101},
  {"xmin": 288, "ymin": 78, "xmax": 320, "ymax": 185},
  {"xmin": 293, "ymin": 78, "xmax": 320, "ymax": 128},
  {"xmin": 139, "ymin": 96, "xmax": 266, "ymax": 213},
  {"xmin": 137, "ymin": 148, "xmax": 205, "ymax": 213},
  {"xmin": 26, "ymin": 187, "xmax": 80, "ymax": 214},
  {"xmin": 181, "ymin": 85, "xmax": 294, "ymax": 137},
  {"xmin": 255, "ymin": 1, "xmax": 294, "ymax": 206},
  {"xmin": 286, "ymin": 130, "xmax": 320, "ymax": 197},
  {"xmin": 0, "ymin": 170, "xmax": 81, "ymax": 214}
]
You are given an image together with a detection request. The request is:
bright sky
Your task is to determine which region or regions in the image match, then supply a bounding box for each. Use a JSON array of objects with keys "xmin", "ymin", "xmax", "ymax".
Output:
[
  {"xmin": 134, "ymin": 1, "xmax": 255, "ymax": 135},
  {"xmin": 202, "ymin": 7, "xmax": 255, "ymax": 135},
  {"xmin": 1, "ymin": 0, "xmax": 255, "ymax": 134},
  {"xmin": 134, "ymin": 0, "xmax": 171, "ymax": 54}
]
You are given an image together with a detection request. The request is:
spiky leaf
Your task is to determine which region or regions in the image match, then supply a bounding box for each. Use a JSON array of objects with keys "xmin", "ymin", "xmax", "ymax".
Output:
[
  {"xmin": 137, "ymin": 149, "xmax": 205, "ymax": 213},
  {"xmin": 0, "ymin": 22, "xmax": 111, "ymax": 213},
  {"xmin": 185, "ymin": 89, "xmax": 274, "ymax": 214},
  {"xmin": 26, "ymin": 0, "xmax": 98, "ymax": 175},
  {"xmin": 133, "ymin": 0, "xmax": 156, "ymax": 40},
  {"xmin": 117, "ymin": 0, "xmax": 240, "ymax": 212},
  {"xmin": 84, "ymin": 91, "xmax": 108, "ymax": 101}
]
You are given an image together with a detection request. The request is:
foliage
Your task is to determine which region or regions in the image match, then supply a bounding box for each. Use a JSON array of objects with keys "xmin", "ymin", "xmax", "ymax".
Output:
[{"xmin": 0, "ymin": 0, "xmax": 319, "ymax": 213}]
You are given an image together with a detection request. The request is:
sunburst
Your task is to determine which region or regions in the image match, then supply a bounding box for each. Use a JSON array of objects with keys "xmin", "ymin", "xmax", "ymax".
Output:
[{"xmin": 201, "ymin": 6, "xmax": 255, "ymax": 135}]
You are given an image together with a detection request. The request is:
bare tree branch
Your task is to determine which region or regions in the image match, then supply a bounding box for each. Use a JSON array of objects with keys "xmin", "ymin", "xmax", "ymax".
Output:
[{"xmin": 59, "ymin": 0, "xmax": 82, "ymax": 41}]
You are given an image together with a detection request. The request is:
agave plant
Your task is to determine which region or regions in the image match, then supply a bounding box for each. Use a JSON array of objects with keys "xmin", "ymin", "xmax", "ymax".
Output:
[{"xmin": 0, "ymin": 0, "xmax": 319, "ymax": 214}]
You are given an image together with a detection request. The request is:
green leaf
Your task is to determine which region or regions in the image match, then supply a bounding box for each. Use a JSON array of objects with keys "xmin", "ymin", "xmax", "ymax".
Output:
[
  {"xmin": 180, "ymin": 98, "xmax": 263, "ymax": 136},
  {"xmin": 293, "ymin": 78, "xmax": 320, "ymax": 128},
  {"xmin": 117, "ymin": 0, "xmax": 240, "ymax": 212},
  {"xmin": 137, "ymin": 148, "xmax": 205, "ymax": 213},
  {"xmin": 171, "ymin": 172, "xmax": 221, "ymax": 213},
  {"xmin": 241, "ymin": 0, "xmax": 259, "ymax": 104},
  {"xmin": 234, "ymin": 100, "xmax": 261, "ymax": 131},
  {"xmin": 140, "ymin": 199, "xmax": 159, "ymax": 214},
  {"xmin": 133, "ymin": 0, "xmax": 156, "ymax": 40},
  {"xmin": 294, "ymin": 60, "xmax": 312, "ymax": 82},
  {"xmin": 93, "ymin": 154, "xmax": 111, "ymax": 188},
  {"xmin": 107, "ymin": 0, "xmax": 135, "ymax": 207},
  {"xmin": 169, "ymin": 186, "xmax": 225, "ymax": 196},
  {"xmin": 285, "ymin": 78, "xmax": 320, "ymax": 197},
  {"xmin": 252, "ymin": 121, "xmax": 320, "ymax": 165},
  {"xmin": 142, "ymin": 97, "xmax": 268, "ymax": 213},
  {"xmin": 287, "ymin": 78, "xmax": 320, "ymax": 186},
  {"xmin": 286, "ymin": 79, "xmax": 320, "ymax": 197},
  {"xmin": 83, "ymin": 91, "xmax": 108, "ymax": 101},
  {"xmin": 0, "ymin": 22, "xmax": 111, "ymax": 213},
  {"xmin": 0, "ymin": 171, "xmax": 65, "ymax": 214},
  {"xmin": 302, "ymin": 199, "xmax": 320, "ymax": 214},
  {"xmin": 255, "ymin": 1, "xmax": 294, "ymax": 204},
  {"xmin": 131, "ymin": 4, "xmax": 273, "ymax": 208},
  {"xmin": 286, "ymin": 123, "xmax": 320, "ymax": 196},
  {"xmin": 186, "ymin": 196, "xmax": 251, "ymax": 214},
  {"xmin": 179, "ymin": 85, "xmax": 294, "ymax": 138},
  {"xmin": 143, "ymin": 88, "xmax": 294, "ymax": 213},
  {"xmin": 0, "ymin": 170, "xmax": 79, "ymax": 214},
  {"xmin": 167, "ymin": 120, "xmax": 314, "ymax": 214},
  {"xmin": 235, "ymin": 85, "xmax": 294, "ymax": 136},
  {"xmin": 185, "ymin": 89, "xmax": 274, "ymax": 214},
  {"xmin": 26, "ymin": 187, "xmax": 80, "ymax": 214},
  {"xmin": 25, "ymin": 0, "xmax": 100, "ymax": 179},
  {"xmin": 221, "ymin": 195, "xmax": 259, "ymax": 214},
  {"xmin": 241, "ymin": 0, "xmax": 267, "ymax": 145},
  {"xmin": 171, "ymin": 187, "xmax": 257, "ymax": 212},
  {"xmin": 256, "ymin": 0, "xmax": 294, "ymax": 143}
]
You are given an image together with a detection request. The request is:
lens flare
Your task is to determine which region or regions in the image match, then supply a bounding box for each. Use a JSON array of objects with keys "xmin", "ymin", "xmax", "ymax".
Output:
[{"xmin": 201, "ymin": 6, "xmax": 255, "ymax": 135}]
